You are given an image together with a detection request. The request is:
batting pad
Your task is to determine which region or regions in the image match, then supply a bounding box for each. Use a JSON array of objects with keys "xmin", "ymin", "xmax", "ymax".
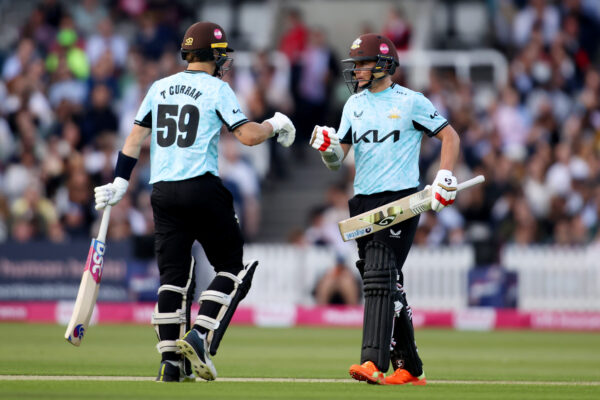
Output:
[{"xmin": 360, "ymin": 240, "xmax": 397, "ymax": 373}]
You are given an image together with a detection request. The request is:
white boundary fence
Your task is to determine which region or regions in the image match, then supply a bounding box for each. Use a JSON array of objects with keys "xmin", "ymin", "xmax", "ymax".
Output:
[
  {"xmin": 503, "ymin": 245, "xmax": 600, "ymax": 311},
  {"xmin": 221, "ymin": 244, "xmax": 600, "ymax": 312},
  {"xmin": 403, "ymin": 246, "xmax": 473, "ymax": 310},
  {"xmin": 238, "ymin": 244, "xmax": 473, "ymax": 310}
]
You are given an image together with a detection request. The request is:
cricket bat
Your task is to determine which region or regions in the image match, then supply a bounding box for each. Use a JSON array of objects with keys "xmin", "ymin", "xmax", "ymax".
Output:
[
  {"xmin": 65, "ymin": 205, "xmax": 111, "ymax": 346},
  {"xmin": 338, "ymin": 175, "xmax": 485, "ymax": 241}
]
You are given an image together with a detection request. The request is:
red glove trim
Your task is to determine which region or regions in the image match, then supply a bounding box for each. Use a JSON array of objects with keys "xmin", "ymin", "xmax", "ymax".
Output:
[
  {"xmin": 435, "ymin": 192, "xmax": 455, "ymax": 206},
  {"xmin": 318, "ymin": 129, "xmax": 331, "ymax": 151}
]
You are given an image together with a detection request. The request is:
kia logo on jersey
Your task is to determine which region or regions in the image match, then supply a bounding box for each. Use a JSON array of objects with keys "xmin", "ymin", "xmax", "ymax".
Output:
[{"xmin": 353, "ymin": 129, "xmax": 400, "ymax": 143}]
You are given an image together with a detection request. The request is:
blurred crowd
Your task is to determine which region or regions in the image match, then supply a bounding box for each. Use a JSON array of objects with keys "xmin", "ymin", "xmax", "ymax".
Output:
[
  {"xmin": 1, "ymin": 0, "xmax": 599, "ymax": 275},
  {"xmin": 415, "ymin": 0, "xmax": 600, "ymax": 252},
  {"xmin": 0, "ymin": 0, "xmax": 280, "ymax": 244}
]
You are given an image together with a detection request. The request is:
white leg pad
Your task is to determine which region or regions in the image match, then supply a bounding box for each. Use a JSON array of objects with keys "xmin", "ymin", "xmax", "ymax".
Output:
[
  {"xmin": 195, "ymin": 315, "xmax": 220, "ymax": 331},
  {"xmin": 156, "ymin": 340, "xmax": 179, "ymax": 353},
  {"xmin": 199, "ymin": 290, "xmax": 232, "ymax": 306},
  {"xmin": 196, "ymin": 261, "xmax": 257, "ymax": 355},
  {"xmin": 153, "ymin": 258, "xmax": 196, "ymax": 354}
]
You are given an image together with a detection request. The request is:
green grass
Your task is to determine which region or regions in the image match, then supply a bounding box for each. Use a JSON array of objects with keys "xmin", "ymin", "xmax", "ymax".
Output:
[{"xmin": 1, "ymin": 323, "xmax": 599, "ymax": 399}]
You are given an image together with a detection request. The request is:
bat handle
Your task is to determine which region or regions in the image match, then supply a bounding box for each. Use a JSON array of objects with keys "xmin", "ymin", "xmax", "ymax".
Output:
[
  {"xmin": 96, "ymin": 205, "xmax": 112, "ymax": 243},
  {"xmin": 457, "ymin": 175, "xmax": 485, "ymax": 192}
]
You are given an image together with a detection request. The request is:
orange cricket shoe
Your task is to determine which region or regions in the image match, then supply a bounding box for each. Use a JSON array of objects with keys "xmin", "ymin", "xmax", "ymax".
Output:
[
  {"xmin": 348, "ymin": 361, "xmax": 384, "ymax": 384},
  {"xmin": 383, "ymin": 368, "xmax": 427, "ymax": 385}
]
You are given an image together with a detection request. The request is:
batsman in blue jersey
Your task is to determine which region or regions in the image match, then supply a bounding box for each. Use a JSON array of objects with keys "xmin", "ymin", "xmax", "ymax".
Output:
[
  {"xmin": 310, "ymin": 34, "xmax": 460, "ymax": 385},
  {"xmin": 93, "ymin": 22, "xmax": 295, "ymax": 382}
]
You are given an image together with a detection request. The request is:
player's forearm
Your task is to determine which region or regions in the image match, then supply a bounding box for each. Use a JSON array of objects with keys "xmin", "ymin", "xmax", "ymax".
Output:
[
  {"xmin": 437, "ymin": 125, "xmax": 460, "ymax": 171},
  {"xmin": 122, "ymin": 124, "xmax": 152, "ymax": 159},
  {"xmin": 234, "ymin": 122, "xmax": 273, "ymax": 146}
]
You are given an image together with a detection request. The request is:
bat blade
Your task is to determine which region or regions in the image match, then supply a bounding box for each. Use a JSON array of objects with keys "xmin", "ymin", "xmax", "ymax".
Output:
[
  {"xmin": 338, "ymin": 175, "xmax": 485, "ymax": 241},
  {"xmin": 338, "ymin": 189, "xmax": 429, "ymax": 242},
  {"xmin": 64, "ymin": 237, "xmax": 105, "ymax": 346}
]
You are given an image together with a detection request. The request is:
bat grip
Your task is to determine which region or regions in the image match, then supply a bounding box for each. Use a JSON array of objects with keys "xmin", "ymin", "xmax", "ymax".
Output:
[
  {"xmin": 457, "ymin": 175, "xmax": 485, "ymax": 192},
  {"xmin": 96, "ymin": 205, "xmax": 112, "ymax": 243}
]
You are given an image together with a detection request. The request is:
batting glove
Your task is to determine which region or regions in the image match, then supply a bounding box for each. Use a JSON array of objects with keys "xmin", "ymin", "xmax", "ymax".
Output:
[
  {"xmin": 310, "ymin": 126, "xmax": 344, "ymax": 170},
  {"xmin": 430, "ymin": 169, "xmax": 457, "ymax": 212},
  {"xmin": 94, "ymin": 177, "xmax": 129, "ymax": 210},
  {"xmin": 265, "ymin": 112, "xmax": 296, "ymax": 147}
]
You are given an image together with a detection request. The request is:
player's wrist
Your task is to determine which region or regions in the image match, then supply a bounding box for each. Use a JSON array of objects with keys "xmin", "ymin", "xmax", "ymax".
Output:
[
  {"xmin": 264, "ymin": 122, "xmax": 277, "ymax": 138},
  {"xmin": 321, "ymin": 143, "xmax": 344, "ymax": 170},
  {"xmin": 264, "ymin": 115, "xmax": 282, "ymax": 135},
  {"xmin": 114, "ymin": 151, "xmax": 137, "ymax": 180}
]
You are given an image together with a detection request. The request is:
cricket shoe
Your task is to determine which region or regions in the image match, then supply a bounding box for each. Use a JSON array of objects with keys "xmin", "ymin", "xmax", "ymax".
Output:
[
  {"xmin": 348, "ymin": 361, "xmax": 384, "ymax": 384},
  {"xmin": 176, "ymin": 329, "xmax": 217, "ymax": 381},
  {"xmin": 155, "ymin": 360, "xmax": 195, "ymax": 382},
  {"xmin": 383, "ymin": 368, "xmax": 427, "ymax": 385}
]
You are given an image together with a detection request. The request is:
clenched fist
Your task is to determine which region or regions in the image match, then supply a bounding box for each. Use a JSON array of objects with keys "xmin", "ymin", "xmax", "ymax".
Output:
[
  {"xmin": 310, "ymin": 126, "xmax": 345, "ymax": 170},
  {"xmin": 265, "ymin": 112, "xmax": 296, "ymax": 147},
  {"xmin": 94, "ymin": 177, "xmax": 129, "ymax": 210},
  {"xmin": 430, "ymin": 170, "xmax": 457, "ymax": 212}
]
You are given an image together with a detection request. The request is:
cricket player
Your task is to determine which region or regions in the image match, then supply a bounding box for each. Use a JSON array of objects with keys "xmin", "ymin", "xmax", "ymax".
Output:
[
  {"xmin": 310, "ymin": 33, "xmax": 460, "ymax": 385},
  {"xmin": 94, "ymin": 22, "xmax": 295, "ymax": 382}
]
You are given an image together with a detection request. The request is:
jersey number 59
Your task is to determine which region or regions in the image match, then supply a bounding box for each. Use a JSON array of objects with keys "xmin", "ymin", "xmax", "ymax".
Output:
[{"xmin": 157, "ymin": 104, "xmax": 199, "ymax": 148}]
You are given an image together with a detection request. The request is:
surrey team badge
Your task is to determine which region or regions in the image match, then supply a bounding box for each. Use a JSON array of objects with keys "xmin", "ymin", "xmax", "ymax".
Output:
[
  {"xmin": 351, "ymin": 38, "xmax": 362, "ymax": 50},
  {"xmin": 387, "ymin": 107, "xmax": 401, "ymax": 119}
]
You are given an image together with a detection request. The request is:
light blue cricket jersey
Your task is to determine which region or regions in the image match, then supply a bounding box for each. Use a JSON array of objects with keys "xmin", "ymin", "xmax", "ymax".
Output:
[
  {"xmin": 339, "ymin": 84, "xmax": 448, "ymax": 195},
  {"xmin": 134, "ymin": 70, "xmax": 248, "ymax": 184}
]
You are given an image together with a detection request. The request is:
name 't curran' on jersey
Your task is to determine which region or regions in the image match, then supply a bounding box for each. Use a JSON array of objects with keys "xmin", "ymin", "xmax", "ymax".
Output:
[
  {"xmin": 339, "ymin": 84, "xmax": 448, "ymax": 195},
  {"xmin": 134, "ymin": 70, "xmax": 248, "ymax": 184}
]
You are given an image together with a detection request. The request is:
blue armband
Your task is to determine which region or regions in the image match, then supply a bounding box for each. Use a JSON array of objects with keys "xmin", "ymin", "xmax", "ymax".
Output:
[{"xmin": 114, "ymin": 151, "xmax": 138, "ymax": 180}]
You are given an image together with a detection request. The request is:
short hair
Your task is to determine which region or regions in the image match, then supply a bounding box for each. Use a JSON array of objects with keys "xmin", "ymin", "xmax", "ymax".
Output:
[{"xmin": 183, "ymin": 48, "xmax": 215, "ymax": 63}]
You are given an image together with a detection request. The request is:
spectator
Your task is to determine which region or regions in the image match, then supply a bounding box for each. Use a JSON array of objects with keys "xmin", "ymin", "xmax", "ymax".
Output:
[
  {"xmin": 2, "ymin": 38, "xmax": 37, "ymax": 81},
  {"xmin": 80, "ymin": 84, "xmax": 118, "ymax": 146},
  {"xmin": 493, "ymin": 86, "xmax": 530, "ymax": 151},
  {"xmin": 219, "ymin": 135, "xmax": 261, "ymax": 241},
  {"xmin": 135, "ymin": 10, "xmax": 178, "ymax": 61},
  {"xmin": 38, "ymin": 0, "xmax": 64, "ymax": 28},
  {"xmin": 86, "ymin": 17, "xmax": 129, "ymax": 69},
  {"xmin": 20, "ymin": 6, "xmax": 55, "ymax": 52},
  {"xmin": 73, "ymin": 0, "xmax": 108, "ymax": 38},
  {"xmin": 55, "ymin": 165, "xmax": 94, "ymax": 238},
  {"xmin": 314, "ymin": 257, "xmax": 360, "ymax": 305},
  {"xmin": 295, "ymin": 28, "xmax": 339, "ymax": 158},
  {"xmin": 46, "ymin": 22, "xmax": 90, "ymax": 80},
  {"xmin": 382, "ymin": 7, "xmax": 412, "ymax": 51},
  {"xmin": 10, "ymin": 183, "xmax": 58, "ymax": 240},
  {"xmin": 278, "ymin": 8, "xmax": 308, "ymax": 112},
  {"xmin": 513, "ymin": 0, "xmax": 560, "ymax": 48}
]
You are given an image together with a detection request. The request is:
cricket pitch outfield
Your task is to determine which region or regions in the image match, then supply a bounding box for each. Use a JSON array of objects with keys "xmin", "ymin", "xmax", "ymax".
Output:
[{"xmin": 0, "ymin": 323, "xmax": 599, "ymax": 399}]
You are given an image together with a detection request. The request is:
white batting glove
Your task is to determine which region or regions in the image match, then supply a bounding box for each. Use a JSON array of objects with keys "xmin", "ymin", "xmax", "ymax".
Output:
[
  {"xmin": 94, "ymin": 177, "xmax": 129, "ymax": 210},
  {"xmin": 310, "ymin": 126, "xmax": 344, "ymax": 170},
  {"xmin": 430, "ymin": 170, "xmax": 457, "ymax": 212},
  {"xmin": 265, "ymin": 112, "xmax": 296, "ymax": 147}
]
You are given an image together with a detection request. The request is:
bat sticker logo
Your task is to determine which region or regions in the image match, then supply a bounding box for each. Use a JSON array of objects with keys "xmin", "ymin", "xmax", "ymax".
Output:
[
  {"xmin": 343, "ymin": 225, "xmax": 373, "ymax": 240},
  {"xmin": 73, "ymin": 324, "xmax": 85, "ymax": 339},
  {"xmin": 360, "ymin": 206, "xmax": 403, "ymax": 226},
  {"xmin": 85, "ymin": 239, "xmax": 105, "ymax": 284},
  {"xmin": 377, "ymin": 216, "xmax": 396, "ymax": 226}
]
